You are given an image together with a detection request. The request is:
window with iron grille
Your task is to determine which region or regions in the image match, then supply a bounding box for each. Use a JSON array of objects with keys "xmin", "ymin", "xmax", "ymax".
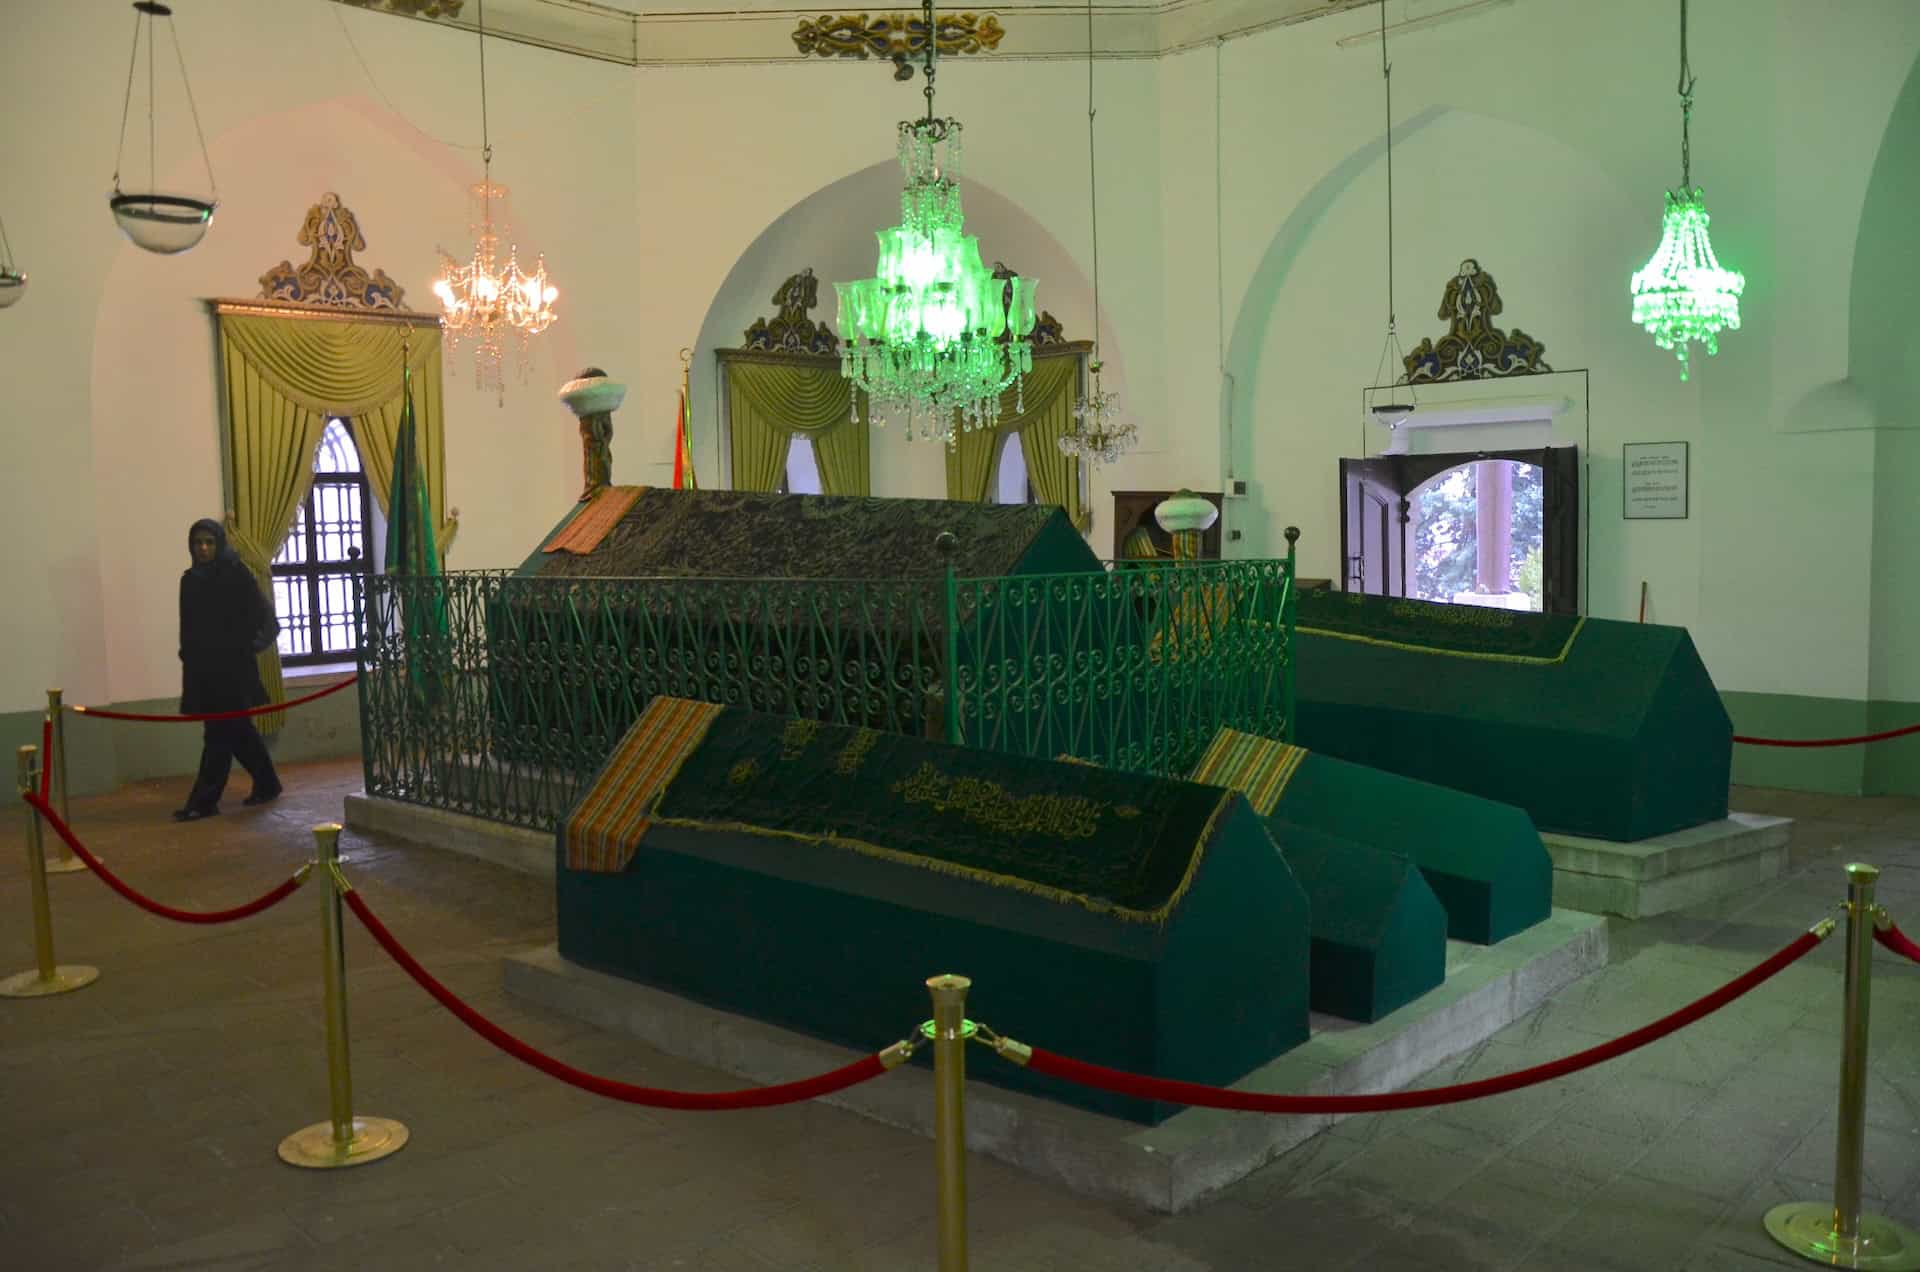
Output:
[{"xmin": 272, "ymin": 418, "xmax": 374, "ymax": 666}]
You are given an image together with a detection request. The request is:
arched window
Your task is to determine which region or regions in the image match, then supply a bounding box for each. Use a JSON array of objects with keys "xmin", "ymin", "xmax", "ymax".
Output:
[
  {"xmin": 992, "ymin": 431, "xmax": 1036, "ymax": 505},
  {"xmin": 272, "ymin": 418, "xmax": 374, "ymax": 664},
  {"xmin": 780, "ymin": 434, "xmax": 823, "ymax": 495}
]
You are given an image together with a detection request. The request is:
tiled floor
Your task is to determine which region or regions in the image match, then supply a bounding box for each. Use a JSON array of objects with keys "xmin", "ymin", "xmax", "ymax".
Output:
[{"xmin": 2, "ymin": 761, "xmax": 1917, "ymax": 1270}]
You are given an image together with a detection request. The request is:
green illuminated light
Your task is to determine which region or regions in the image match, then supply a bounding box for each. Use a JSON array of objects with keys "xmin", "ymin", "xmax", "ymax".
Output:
[
  {"xmin": 1630, "ymin": 187, "xmax": 1745, "ymax": 382},
  {"xmin": 836, "ymin": 120, "xmax": 1037, "ymax": 443}
]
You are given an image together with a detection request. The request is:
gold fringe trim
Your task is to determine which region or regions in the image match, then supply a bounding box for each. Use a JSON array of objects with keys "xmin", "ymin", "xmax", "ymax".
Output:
[
  {"xmin": 642, "ymin": 788, "xmax": 1238, "ymax": 928},
  {"xmin": 1295, "ymin": 614, "xmax": 1587, "ymax": 666}
]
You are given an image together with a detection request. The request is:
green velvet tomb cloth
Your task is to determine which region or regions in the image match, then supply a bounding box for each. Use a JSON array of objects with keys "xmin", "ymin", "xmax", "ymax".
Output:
[
  {"xmin": 1296, "ymin": 588, "xmax": 1583, "ymax": 662},
  {"xmin": 652, "ymin": 712, "xmax": 1227, "ymax": 919},
  {"xmin": 1294, "ymin": 596, "xmax": 1731, "ymax": 841},
  {"xmin": 556, "ymin": 712, "xmax": 1313, "ymax": 1123}
]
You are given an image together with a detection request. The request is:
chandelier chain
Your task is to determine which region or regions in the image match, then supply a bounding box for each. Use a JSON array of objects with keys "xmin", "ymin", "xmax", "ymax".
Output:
[
  {"xmin": 479, "ymin": 0, "xmax": 493, "ymax": 170},
  {"xmin": 922, "ymin": 0, "xmax": 937, "ymax": 125},
  {"xmin": 148, "ymin": 12, "xmax": 156, "ymax": 194},
  {"xmin": 1677, "ymin": 0, "xmax": 1695, "ymax": 190},
  {"xmin": 0, "ymin": 212, "xmax": 14, "ymax": 272}
]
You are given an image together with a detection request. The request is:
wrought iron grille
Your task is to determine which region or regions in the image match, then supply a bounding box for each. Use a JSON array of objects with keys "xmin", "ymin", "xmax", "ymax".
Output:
[{"xmin": 357, "ymin": 557, "xmax": 1294, "ymax": 831}]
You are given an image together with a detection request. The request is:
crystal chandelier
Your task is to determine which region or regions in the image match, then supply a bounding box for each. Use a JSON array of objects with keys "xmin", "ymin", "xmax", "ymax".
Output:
[
  {"xmin": 1630, "ymin": 0, "xmax": 1743, "ymax": 382},
  {"xmin": 1057, "ymin": 3, "xmax": 1137, "ymax": 469},
  {"xmin": 835, "ymin": 0, "xmax": 1037, "ymax": 445},
  {"xmin": 431, "ymin": 0, "xmax": 558, "ymax": 398}
]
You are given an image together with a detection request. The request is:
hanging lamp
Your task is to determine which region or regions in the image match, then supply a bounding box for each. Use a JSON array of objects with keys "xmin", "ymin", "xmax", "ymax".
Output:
[
  {"xmin": 431, "ymin": 0, "xmax": 560, "ymax": 399},
  {"xmin": 835, "ymin": 0, "xmax": 1038, "ymax": 445},
  {"xmin": 108, "ymin": 2, "xmax": 217, "ymax": 255},
  {"xmin": 1056, "ymin": 3, "xmax": 1136, "ymax": 469},
  {"xmin": 1630, "ymin": 0, "xmax": 1743, "ymax": 382},
  {"xmin": 1367, "ymin": 0, "xmax": 1415, "ymax": 429},
  {"xmin": 0, "ymin": 211, "xmax": 24, "ymax": 309}
]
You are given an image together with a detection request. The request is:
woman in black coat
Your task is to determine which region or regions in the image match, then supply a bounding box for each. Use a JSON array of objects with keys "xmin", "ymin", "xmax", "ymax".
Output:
[{"xmin": 176, "ymin": 518, "xmax": 283, "ymax": 820}]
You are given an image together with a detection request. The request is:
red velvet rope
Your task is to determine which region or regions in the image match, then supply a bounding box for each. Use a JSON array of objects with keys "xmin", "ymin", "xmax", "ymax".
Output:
[
  {"xmin": 1021, "ymin": 928, "xmax": 1824, "ymax": 1114},
  {"xmin": 38, "ymin": 716, "xmax": 52, "ymax": 798},
  {"xmin": 1733, "ymin": 721, "xmax": 1920, "ymax": 748},
  {"xmin": 69, "ymin": 675, "xmax": 358, "ymax": 723},
  {"xmin": 1876, "ymin": 922, "xmax": 1920, "ymax": 966},
  {"xmin": 22, "ymin": 791, "xmax": 307, "ymax": 924},
  {"xmin": 342, "ymin": 888, "xmax": 891, "ymax": 1110}
]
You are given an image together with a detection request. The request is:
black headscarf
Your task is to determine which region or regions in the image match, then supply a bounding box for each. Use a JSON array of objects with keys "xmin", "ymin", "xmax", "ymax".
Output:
[{"xmin": 179, "ymin": 518, "xmax": 273, "ymax": 713}]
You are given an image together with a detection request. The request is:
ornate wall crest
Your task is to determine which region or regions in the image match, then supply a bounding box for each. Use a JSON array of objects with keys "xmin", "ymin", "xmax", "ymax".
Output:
[
  {"xmin": 793, "ymin": 12, "xmax": 1006, "ymax": 59},
  {"xmin": 743, "ymin": 269, "xmax": 841, "ymax": 356},
  {"xmin": 337, "ymin": 0, "xmax": 464, "ymax": 18},
  {"xmin": 257, "ymin": 193, "xmax": 407, "ymax": 310},
  {"xmin": 1402, "ymin": 259, "xmax": 1552, "ymax": 383}
]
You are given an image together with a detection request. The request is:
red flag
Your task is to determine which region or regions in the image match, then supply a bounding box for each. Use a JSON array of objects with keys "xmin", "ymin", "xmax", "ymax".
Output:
[{"xmin": 672, "ymin": 387, "xmax": 697, "ymax": 490}]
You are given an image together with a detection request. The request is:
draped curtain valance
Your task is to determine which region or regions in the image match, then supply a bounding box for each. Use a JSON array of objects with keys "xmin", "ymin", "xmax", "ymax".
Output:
[
  {"xmin": 214, "ymin": 309, "xmax": 451, "ymax": 728},
  {"xmin": 723, "ymin": 357, "xmax": 871, "ymax": 496}
]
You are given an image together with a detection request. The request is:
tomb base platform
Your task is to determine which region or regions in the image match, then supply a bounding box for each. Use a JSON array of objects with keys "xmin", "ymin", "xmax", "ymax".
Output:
[
  {"xmin": 503, "ymin": 910, "xmax": 1606, "ymax": 1213},
  {"xmin": 1542, "ymin": 813, "xmax": 1792, "ymax": 919},
  {"xmin": 344, "ymin": 791, "xmax": 554, "ymax": 879}
]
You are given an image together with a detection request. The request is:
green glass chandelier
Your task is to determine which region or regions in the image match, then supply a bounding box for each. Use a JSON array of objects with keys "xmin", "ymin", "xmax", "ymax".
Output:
[
  {"xmin": 1630, "ymin": 0, "xmax": 1744, "ymax": 381},
  {"xmin": 836, "ymin": 0, "xmax": 1037, "ymax": 444}
]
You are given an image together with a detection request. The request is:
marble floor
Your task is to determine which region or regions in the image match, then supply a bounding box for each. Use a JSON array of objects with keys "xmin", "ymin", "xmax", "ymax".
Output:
[{"xmin": 2, "ymin": 760, "xmax": 1917, "ymax": 1271}]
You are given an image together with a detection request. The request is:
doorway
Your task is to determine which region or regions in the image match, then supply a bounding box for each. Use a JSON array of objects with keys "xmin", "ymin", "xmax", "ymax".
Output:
[{"xmin": 1339, "ymin": 447, "xmax": 1580, "ymax": 615}]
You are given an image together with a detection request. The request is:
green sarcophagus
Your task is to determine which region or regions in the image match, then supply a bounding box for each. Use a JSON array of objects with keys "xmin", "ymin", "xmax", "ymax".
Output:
[
  {"xmin": 556, "ymin": 698, "xmax": 1313, "ymax": 1124},
  {"xmin": 1292, "ymin": 591, "xmax": 1731, "ymax": 841}
]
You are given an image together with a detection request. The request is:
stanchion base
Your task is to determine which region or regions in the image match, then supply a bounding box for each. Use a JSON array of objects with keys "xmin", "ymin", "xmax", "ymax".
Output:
[
  {"xmin": 1765, "ymin": 1202, "xmax": 1920, "ymax": 1270},
  {"xmin": 278, "ymin": 1116, "xmax": 409, "ymax": 1169},
  {"xmin": 0, "ymin": 965, "xmax": 99, "ymax": 998},
  {"xmin": 44, "ymin": 855, "xmax": 89, "ymax": 875}
]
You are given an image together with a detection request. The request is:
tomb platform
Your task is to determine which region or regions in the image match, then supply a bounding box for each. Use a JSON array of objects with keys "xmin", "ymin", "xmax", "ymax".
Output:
[
  {"xmin": 503, "ymin": 909, "xmax": 1606, "ymax": 1213},
  {"xmin": 1542, "ymin": 813, "xmax": 1792, "ymax": 918}
]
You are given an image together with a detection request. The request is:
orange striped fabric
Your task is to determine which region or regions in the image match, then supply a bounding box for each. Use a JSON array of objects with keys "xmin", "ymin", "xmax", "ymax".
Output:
[
  {"xmin": 564, "ymin": 697, "xmax": 722, "ymax": 871},
  {"xmin": 1187, "ymin": 729, "xmax": 1307, "ymax": 817},
  {"xmin": 543, "ymin": 485, "xmax": 645, "ymax": 554}
]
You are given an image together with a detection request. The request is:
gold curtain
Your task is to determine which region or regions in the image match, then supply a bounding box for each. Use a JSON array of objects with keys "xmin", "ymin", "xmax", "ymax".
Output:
[
  {"xmin": 942, "ymin": 355, "xmax": 1084, "ymax": 530},
  {"xmin": 725, "ymin": 359, "xmax": 870, "ymax": 495},
  {"xmin": 351, "ymin": 341, "xmax": 455, "ymax": 550},
  {"xmin": 216, "ymin": 313, "xmax": 448, "ymax": 729}
]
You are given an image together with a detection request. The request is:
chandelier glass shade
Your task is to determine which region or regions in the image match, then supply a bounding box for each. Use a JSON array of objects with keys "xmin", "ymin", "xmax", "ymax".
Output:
[
  {"xmin": 432, "ymin": 178, "xmax": 558, "ymax": 395},
  {"xmin": 109, "ymin": 2, "xmax": 218, "ymax": 256},
  {"xmin": 1630, "ymin": 188, "xmax": 1743, "ymax": 382},
  {"xmin": 837, "ymin": 91, "xmax": 1036, "ymax": 441}
]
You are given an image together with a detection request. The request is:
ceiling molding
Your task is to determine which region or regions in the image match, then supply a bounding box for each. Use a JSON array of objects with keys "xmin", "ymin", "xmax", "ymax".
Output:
[{"xmin": 327, "ymin": 0, "xmax": 1459, "ymax": 68}]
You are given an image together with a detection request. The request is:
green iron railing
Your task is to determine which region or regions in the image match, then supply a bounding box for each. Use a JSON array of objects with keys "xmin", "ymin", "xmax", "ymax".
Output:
[{"xmin": 358, "ymin": 553, "xmax": 1295, "ymax": 832}]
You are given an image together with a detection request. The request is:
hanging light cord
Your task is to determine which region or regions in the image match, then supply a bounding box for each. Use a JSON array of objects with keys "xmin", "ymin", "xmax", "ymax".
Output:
[
  {"xmin": 1369, "ymin": 0, "xmax": 1408, "ymax": 398},
  {"xmin": 1677, "ymin": 0, "xmax": 1696, "ymax": 190},
  {"xmin": 1380, "ymin": 0, "xmax": 1396, "ymax": 337},
  {"xmin": 112, "ymin": 10, "xmax": 142, "ymax": 194},
  {"xmin": 1086, "ymin": 2, "xmax": 1102, "ymax": 371},
  {"xmin": 0, "ymin": 213, "xmax": 15, "ymax": 274},
  {"xmin": 478, "ymin": 0, "xmax": 493, "ymax": 174},
  {"xmin": 111, "ymin": 6, "xmax": 217, "ymax": 199}
]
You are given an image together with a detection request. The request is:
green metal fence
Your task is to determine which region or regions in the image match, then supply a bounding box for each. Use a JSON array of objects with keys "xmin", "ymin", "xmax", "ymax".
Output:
[{"xmin": 358, "ymin": 556, "xmax": 1294, "ymax": 831}]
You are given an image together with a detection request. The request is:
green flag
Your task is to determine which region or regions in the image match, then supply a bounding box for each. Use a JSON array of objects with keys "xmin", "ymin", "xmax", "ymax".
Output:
[{"xmin": 385, "ymin": 363, "xmax": 446, "ymax": 706}]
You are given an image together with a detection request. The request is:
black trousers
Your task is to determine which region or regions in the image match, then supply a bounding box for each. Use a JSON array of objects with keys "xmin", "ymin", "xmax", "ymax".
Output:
[{"xmin": 186, "ymin": 718, "xmax": 280, "ymax": 810}]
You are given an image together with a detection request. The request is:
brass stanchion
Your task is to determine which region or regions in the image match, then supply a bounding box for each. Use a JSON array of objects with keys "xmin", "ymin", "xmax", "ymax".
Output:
[
  {"xmin": 1765, "ymin": 863, "xmax": 1920, "ymax": 1270},
  {"xmin": 0, "ymin": 746, "xmax": 98, "ymax": 998},
  {"xmin": 277, "ymin": 823, "xmax": 408, "ymax": 1169},
  {"xmin": 927, "ymin": 974, "xmax": 972, "ymax": 1272},
  {"xmin": 43, "ymin": 690, "xmax": 86, "ymax": 874}
]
